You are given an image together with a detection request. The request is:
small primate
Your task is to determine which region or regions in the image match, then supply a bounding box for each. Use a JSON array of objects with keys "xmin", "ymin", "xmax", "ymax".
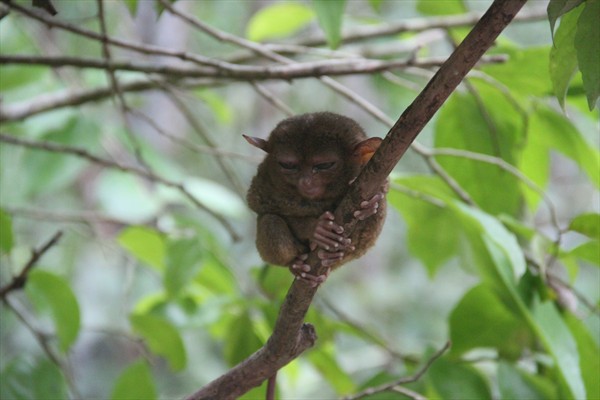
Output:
[{"xmin": 244, "ymin": 112, "xmax": 387, "ymax": 286}]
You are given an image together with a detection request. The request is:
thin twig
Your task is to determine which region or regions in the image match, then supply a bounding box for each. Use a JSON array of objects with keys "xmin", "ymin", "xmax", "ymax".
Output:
[
  {"xmin": 129, "ymin": 108, "xmax": 258, "ymax": 163},
  {"xmin": 3, "ymin": 297, "xmax": 81, "ymax": 399},
  {"xmin": 4, "ymin": 0, "xmax": 242, "ymax": 71},
  {"xmin": 525, "ymin": 254, "xmax": 599, "ymax": 316},
  {"xmin": 391, "ymin": 386, "xmax": 427, "ymax": 400},
  {"xmin": 158, "ymin": 83, "xmax": 247, "ymax": 198},
  {"xmin": 427, "ymin": 147, "xmax": 562, "ymax": 232},
  {"xmin": 0, "ymin": 77, "xmax": 221, "ymax": 123},
  {"xmin": 0, "ymin": 133, "xmax": 240, "ymax": 241},
  {"xmin": 0, "ymin": 231, "xmax": 63, "ymax": 299},
  {"xmin": 319, "ymin": 296, "xmax": 415, "ymax": 363},
  {"xmin": 0, "ymin": 53, "xmax": 498, "ymax": 80},
  {"xmin": 548, "ymin": 272, "xmax": 600, "ymax": 316},
  {"xmin": 342, "ymin": 341, "xmax": 451, "ymax": 400},
  {"xmin": 296, "ymin": 8, "xmax": 547, "ymax": 47},
  {"xmin": 223, "ymin": 8, "xmax": 547, "ymax": 63},
  {"xmin": 4, "ymin": 206, "xmax": 140, "ymax": 226},
  {"xmin": 250, "ymin": 82, "xmax": 295, "ymax": 117},
  {"xmin": 96, "ymin": 0, "xmax": 151, "ymax": 172}
]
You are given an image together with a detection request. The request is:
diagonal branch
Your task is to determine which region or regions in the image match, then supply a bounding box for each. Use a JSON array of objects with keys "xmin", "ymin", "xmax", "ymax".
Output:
[
  {"xmin": 343, "ymin": 341, "xmax": 451, "ymax": 400},
  {"xmin": 0, "ymin": 231, "xmax": 63, "ymax": 299},
  {"xmin": 0, "ymin": 133, "xmax": 240, "ymax": 241},
  {"xmin": 186, "ymin": 1, "xmax": 527, "ymax": 399}
]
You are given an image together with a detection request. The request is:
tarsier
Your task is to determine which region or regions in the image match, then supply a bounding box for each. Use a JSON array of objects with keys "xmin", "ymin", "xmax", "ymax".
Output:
[{"xmin": 244, "ymin": 112, "xmax": 387, "ymax": 286}]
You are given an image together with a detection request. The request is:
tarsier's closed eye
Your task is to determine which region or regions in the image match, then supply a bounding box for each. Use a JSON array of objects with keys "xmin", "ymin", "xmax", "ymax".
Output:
[
  {"xmin": 279, "ymin": 162, "xmax": 298, "ymax": 170},
  {"xmin": 314, "ymin": 162, "xmax": 336, "ymax": 171}
]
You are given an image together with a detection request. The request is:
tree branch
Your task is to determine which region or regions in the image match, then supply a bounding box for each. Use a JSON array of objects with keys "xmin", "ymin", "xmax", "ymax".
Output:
[
  {"xmin": 0, "ymin": 133, "xmax": 240, "ymax": 241},
  {"xmin": 0, "ymin": 77, "xmax": 220, "ymax": 123},
  {"xmin": 186, "ymin": 1, "xmax": 527, "ymax": 398},
  {"xmin": 0, "ymin": 53, "xmax": 505, "ymax": 80},
  {"xmin": 0, "ymin": 231, "xmax": 63, "ymax": 299},
  {"xmin": 343, "ymin": 341, "xmax": 451, "ymax": 400}
]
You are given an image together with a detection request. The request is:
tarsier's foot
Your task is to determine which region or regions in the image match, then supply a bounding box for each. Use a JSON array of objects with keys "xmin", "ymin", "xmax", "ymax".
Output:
[
  {"xmin": 317, "ymin": 248, "xmax": 346, "ymax": 267},
  {"xmin": 353, "ymin": 185, "xmax": 387, "ymax": 221},
  {"xmin": 290, "ymin": 254, "xmax": 329, "ymax": 287}
]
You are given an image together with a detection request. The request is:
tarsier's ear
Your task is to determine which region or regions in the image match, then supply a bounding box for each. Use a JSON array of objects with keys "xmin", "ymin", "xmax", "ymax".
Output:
[
  {"xmin": 243, "ymin": 134, "xmax": 270, "ymax": 153},
  {"xmin": 353, "ymin": 137, "xmax": 382, "ymax": 165}
]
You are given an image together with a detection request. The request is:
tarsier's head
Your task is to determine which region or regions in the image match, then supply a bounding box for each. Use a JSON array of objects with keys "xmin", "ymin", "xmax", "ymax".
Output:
[{"xmin": 244, "ymin": 112, "xmax": 382, "ymax": 201}]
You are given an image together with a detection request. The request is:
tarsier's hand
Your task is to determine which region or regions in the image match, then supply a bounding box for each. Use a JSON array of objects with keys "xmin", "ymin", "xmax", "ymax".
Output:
[
  {"xmin": 353, "ymin": 183, "xmax": 388, "ymax": 220},
  {"xmin": 311, "ymin": 211, "xmax": 354, "ymax": 265},
  {"xmin": 289, "ymin": 182, "xmax": 386, "ymax": 288},
  {"xmin": 290, "ymin": 211, "xmax": 349, "ymax": 287}
]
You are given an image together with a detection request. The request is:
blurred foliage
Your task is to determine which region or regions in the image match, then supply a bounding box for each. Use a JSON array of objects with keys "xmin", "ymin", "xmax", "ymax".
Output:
[{"xmin": 0, "ymin": 0, "xmax": 598, "ymax": 399}]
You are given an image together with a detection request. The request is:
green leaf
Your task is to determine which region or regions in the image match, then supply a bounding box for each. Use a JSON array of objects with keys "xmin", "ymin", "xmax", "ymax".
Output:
[
  {"xmin": 308, "ymin": 346, "xmax": 356, "ymax": 394},
  {"xmin": 454, "ymin": 203, "xmax": 527, "ymax": 286},
  {"xmin": 123, "ymin": 0, "xmax": 138, "ymax": 15},
  {"xmin": 311, "ymin": 0, "xmax": 346, "ymax": 49},
  {"xmin": 498, "ymin": 214, "xmax": 537, "ymax": 241},
  {"xmin": 223, "ymin": 310, "xmax": 263, "ymax": 366},
  {"xmin": 427, "ymin": 356, "xmax": 492, "ymax": 400},
  {"xmin": 368, "ymin": 0, "xmax": 384, "ymax": 12},
  {"xmin": 564, "ymin": 312, "xmax": 600, "ymax": 400},
  {"xmin": 194, "ymin": 255, "xmax": 237, "ymax": 296},
  {"xmin": 96, "ymin": 171, "xmax": 163, "ymax": 222},
  {"xmin": 520, "ymin": 106, "xmax": 600, "ymax": 209},
  {"xmin": 253, "ymin": 264, "xmax": 294, "ymax": 300},
  {"xmin": 22, "ymin": 118, "xmax": 97, "ymax": 197},
  {"xmin": 110, "ymin": 360, "xmax": 157, "ymax": 400},
  {"xmin": 118, "ymin": 226, "xmax": 166, "ymax": 273},
  {"xmin": 246, "ymin": 2, "xmax": 315, "ymax": 42},
  {"xmin": 0, "ymin": 357, "xmax": 68, "ymax": 400},
  {"xmin": 154, "ymin": 0, "xmax": 175, "ymax": 16},
  {"xmin": 0, "ymin": 18, "xmax": 46, "ymax": 93},
  {"xmin": 532, "ymin": 299, "xmax": 585, "ymax": 399},
  {"xmin": 130, "ymin": 314, "xmax": 187, "ymax": 371},
  {"xmin": 0, "ymin": 66, "xmax": 47, "ymax": 93},
  {"xmin": 164, "ymin": 237, "xmax": 204, "ymax": 298},
  {"xmin": 389, "ymin": 175, "xmax": 461, "ymax": 275},
  {"xmin": 183, "ymin": 177, "xmax": 247, "ymax": 218},
  {"xmin": 195, "ymin": 90, "xmax": 233, "ymax": 125},
  {"xmin": 550, "ymin": 6, "xmax": 581, "ymax": 109},
  {"xmin": 25, "ymin": 270, "xmax": 80, "ymax": 352},
  {"xmin": 547, "ymin": 0, "xmax": 585, "ymax": 36},
  {"xmin": 498, "ymin": 361, "xmax": 557, "ymax": 400},
  {"xmin": 574, "ymin": 0, "xmax": 600, "ymax": 110},
  {"xmin": 435, "ymin": 88, "xmax": 526, "ymax": 216},
  {"xmin": 567, "ymin": 240, "xmax": 600, "ymax": 265},
  {"xmin": 0, "ymin": 209, "xmax": 14, "ymax": 253},
  {"xmin": 569, "ymin": 213, "xmax": 600, "ymax": 240},
  {"xmin": 483, "ymin": 46, "xmax": 552, "ymax": 97},
  {"xmin": 417, "ymin": 0, "xmax": 466, "ymax": 16},
  {"xmin": 239, "ymin": 383, "xmax": 272, "ymax": 400},
  {"xmin": 449, "ymin": 284, "xmax": 530, "ymax": 359}
]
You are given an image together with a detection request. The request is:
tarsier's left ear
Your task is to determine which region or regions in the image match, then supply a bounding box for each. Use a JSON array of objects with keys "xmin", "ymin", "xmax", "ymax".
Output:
[
  {"xmin": 353, "ymin": 137, "xmax": 382, "ymax": 165},
  {"xmin": 243, "ymin": 134, "xmax": 270, "ymax": 153}
]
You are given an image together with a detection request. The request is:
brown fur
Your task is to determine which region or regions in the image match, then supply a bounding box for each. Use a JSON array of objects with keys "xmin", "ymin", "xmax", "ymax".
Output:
[{"xmin": 246, "ymin": 112, "xmax": 386, "ymax": 269}]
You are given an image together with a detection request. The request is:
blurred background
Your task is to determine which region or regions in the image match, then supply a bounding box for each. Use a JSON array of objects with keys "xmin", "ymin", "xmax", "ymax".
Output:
[{"xmin": 0, "ymin": 1, "xmax": 598, "ymax": 399}]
